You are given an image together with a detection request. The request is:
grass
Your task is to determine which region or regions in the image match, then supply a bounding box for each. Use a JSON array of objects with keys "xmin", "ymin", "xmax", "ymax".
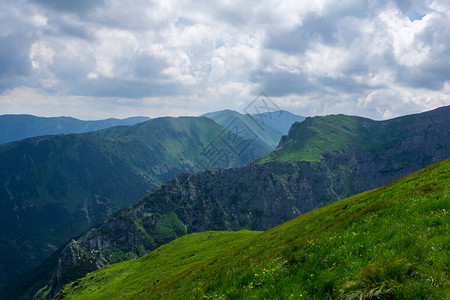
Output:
[
  {"xmin": 256, "ymin": 113, "xmax": 436, "ymax": 165},
  {"xmin": 56, "ymin": 158, "xmax": 450, "ymax": 299},
  {"xmin": 55, "ymin": 231, "xmax": 259, "ymax": 300},
  {"xmin": 257, "ymin": 115, "xmax": 368, "ymax": 163}
]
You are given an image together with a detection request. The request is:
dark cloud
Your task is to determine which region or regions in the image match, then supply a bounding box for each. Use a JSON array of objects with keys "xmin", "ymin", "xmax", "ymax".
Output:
[
  {"xmin": 397, "ymin": 62, "xmax": 450, "ymax": 90},
  {"xmin": 254, "ymin": 71, "xmax": 375, "ymax": 99},
  {"xmin": 0, "ymin": 35, "xmax": 32, "ymax": 78},
  {"xmin": 29, "ymin": 0, "xmax": 105, "ymax": 15},
  {"xmin": 129, "ymin": 54, "xmax": 169, "ymax": 79},
  {"xmin": 265, "ymin": 13, "xmax": 337, "ymax": 54},
  {"xmin": 47, "ymin": 20, "xmax": 94, "ymax": 40},
  {"xmin": 253, "ymin": 71, "xmax": 314, "ymax": 97},
  {"xmin": 264, "ymin": 2, "xmax": 372, "ymax": 54},
  {"xmin": 317, "ymin": 76, "xmax": 374, "ymax": 94}
]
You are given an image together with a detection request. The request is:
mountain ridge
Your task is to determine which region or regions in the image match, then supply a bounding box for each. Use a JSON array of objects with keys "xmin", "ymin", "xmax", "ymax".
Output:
[{"xmin": 0, "ymin": 115, "xmax": 150, "ymax": 144}]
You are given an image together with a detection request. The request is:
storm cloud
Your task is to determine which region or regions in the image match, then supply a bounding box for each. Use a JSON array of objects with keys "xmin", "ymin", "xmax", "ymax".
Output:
[{"xmin": 0, "ymin": 0, "xmax": 449, "ymax": 119}]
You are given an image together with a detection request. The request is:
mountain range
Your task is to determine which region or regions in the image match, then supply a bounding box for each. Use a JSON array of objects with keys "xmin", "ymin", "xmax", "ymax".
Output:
[
  {"xmin": 0, "ymin": 115, "xmax": 150, "ymax": 145},
  {"xmin": 1, "ymin": 110, "xmax": 306, "ymax": 151},
  {"xmin": 0, "ymin": 116, "xmax": 267, "ymax": 288},
  {"xmin": 7, "ymin": 106, "xmax": 448, "ymax": 299}
]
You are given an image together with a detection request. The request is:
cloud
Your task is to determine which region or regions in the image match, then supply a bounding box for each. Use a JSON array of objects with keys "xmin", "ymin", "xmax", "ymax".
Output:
[
  {"xmin": 0, "ymin": 35, "xmax": 32, "ymax": 78},
  {"xmin": 253, "ymin": 71, "xmax": 314, "ymax": 97},
  {"xmin": 29, "ymin": 0, "xmax": 105, "ymax": 15},
  {"xmin": 0, "ymin": 0, "xmax": 449, "ymax": 120}
]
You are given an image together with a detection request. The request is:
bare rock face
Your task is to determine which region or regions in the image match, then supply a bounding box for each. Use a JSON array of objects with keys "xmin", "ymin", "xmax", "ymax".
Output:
[
  {"xmin": 50, "ymin": 241, "xmax": 109, "ymax": 295},
  {"xmin": 138, "ymin": 161, "xmax": 334, "ymax": 232},
  {"xmin": 352, "ymin": 107, "xmax": 450, "ymax": 191}
]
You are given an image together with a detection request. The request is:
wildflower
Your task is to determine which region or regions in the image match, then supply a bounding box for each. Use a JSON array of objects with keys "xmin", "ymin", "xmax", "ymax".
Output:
[
  {"xmin": 255, "ymin": 273, "xmax": 259, "ymax": 276},
  {"xmin": 352, "ymin": 232, "xmax": 357, "ymax": 236}
]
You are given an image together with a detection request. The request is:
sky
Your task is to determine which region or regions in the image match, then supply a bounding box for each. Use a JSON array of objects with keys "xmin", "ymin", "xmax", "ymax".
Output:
[{"xmin": 0, "ymin": 0, "xmax": 450, "ymax": 120}]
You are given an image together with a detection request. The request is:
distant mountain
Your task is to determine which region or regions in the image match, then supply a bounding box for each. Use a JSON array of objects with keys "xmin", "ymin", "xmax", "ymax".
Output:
[
  {"xmin": 203, "ymin": 109, "xmax": 299, "ymax": 150},
  {"xmin": 0, "ymin": 114, "xmax": 150, "ymax": 144},
  {"xmin": 252, "ymin": 109, "xmax": 305, "ymax": 135},
  {"xmin": 55, "ymin": 158, "xmax": 450, "ymax": 299},
  {"xmin": 16, "ymin": 106, "xmax": 450, "ymax": 300},
  {"xmin": 0, "ymin": 116, "xmax": 265, "ymax": 289}
]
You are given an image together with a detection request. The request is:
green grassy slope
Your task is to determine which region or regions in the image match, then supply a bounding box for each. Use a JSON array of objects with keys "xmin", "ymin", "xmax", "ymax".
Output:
[
  {"xmin": 55, "ymin": 231, "xmax": 259, "ymax": 300},
  {"xmin": 57, "ymin": 158, "xmax": 450, "ymax": 299},
  {"xmin": 258, "ymin": 114, "xmax": 370, "ymax": 163}
]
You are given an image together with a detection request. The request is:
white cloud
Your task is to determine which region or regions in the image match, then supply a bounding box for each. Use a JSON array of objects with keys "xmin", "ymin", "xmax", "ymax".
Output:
[
  {"xmin": 31, "ymin": 14, "xmax": 47, "ymax": 27},
  {"xmin": 29, "ymin": 41, "xmax": 54, "ymax": 69},
  {"xmin": 86, "ymin": 72, "xmax": 98, "ymax": 79}
]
